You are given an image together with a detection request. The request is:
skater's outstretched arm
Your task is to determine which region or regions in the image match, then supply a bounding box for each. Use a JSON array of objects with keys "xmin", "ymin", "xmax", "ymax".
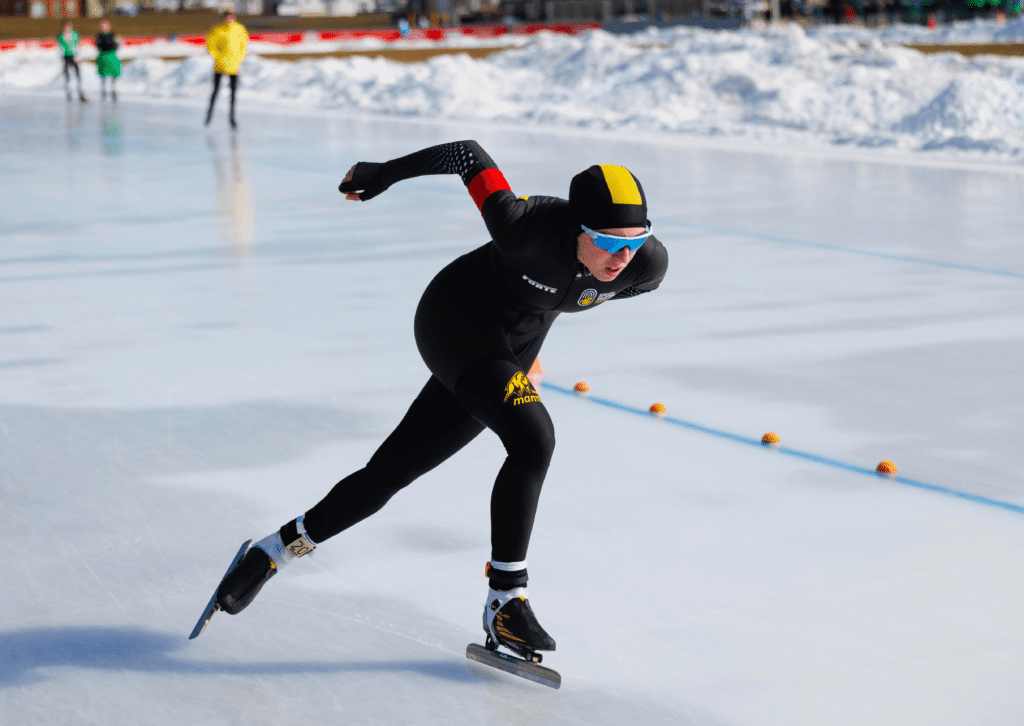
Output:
[{"xmin": 338, "ymin": 141, "xmax": 531, "ymax": 245}]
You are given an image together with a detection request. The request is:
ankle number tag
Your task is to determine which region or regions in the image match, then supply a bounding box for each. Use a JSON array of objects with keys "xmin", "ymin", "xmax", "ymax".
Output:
[{"xmin": 286, "ymin": 535, "xmax": 315, "ymax": 557}]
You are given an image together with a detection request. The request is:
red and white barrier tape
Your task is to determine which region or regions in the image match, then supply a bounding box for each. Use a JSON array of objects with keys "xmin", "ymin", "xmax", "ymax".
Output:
[{"xmin": 0, "ymin": 22, "xmax": 600, "ymax": 54}]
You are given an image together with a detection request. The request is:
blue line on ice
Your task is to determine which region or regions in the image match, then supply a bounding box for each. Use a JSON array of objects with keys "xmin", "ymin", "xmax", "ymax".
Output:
[
  {"xmin": 677, "ymin": 222, "xmax": 1024, "ymax": 279},
  {"xmin": 543, "ymin": 381, "xmax": 1024, "ymax": 517}
]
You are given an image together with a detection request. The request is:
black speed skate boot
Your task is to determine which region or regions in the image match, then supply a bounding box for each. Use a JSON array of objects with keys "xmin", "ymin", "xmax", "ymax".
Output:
[
  {"xmin": 216, "ymin": 544, "xmax": 276, "ymax": 614},
  {"xmin": 483, "ymin": 587, "xmax": 556, "ymax": 663},
  {"xmin": 216, "ymin": 517, "xmax": 317, "ymax": 615}
]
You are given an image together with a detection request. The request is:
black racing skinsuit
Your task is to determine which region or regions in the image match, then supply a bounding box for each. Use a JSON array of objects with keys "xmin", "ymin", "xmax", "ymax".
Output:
[{"xmin": 301, "ymin": 141, "xmax": 668, "ymax": 585}]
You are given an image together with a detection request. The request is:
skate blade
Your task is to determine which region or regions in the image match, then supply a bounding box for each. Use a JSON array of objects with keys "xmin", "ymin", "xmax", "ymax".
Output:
[
  {"xmin": 188, "ymin": 539, "xmax": 252, "ymax": 640},
  {"xmin": 466, "ymin": 643, "xmax": 561, "ymax": 689}
]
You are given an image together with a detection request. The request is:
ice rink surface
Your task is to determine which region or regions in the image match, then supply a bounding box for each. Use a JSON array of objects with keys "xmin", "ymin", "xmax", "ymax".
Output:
[{"xmin": 2, "ymin": 93, "xmax": 1024, "ymax": 725}]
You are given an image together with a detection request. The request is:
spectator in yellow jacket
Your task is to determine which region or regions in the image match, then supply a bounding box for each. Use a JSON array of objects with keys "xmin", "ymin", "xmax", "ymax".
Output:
[{"xmin": 205, "ymin": 10, "xmax": 249, "ymax": 129}]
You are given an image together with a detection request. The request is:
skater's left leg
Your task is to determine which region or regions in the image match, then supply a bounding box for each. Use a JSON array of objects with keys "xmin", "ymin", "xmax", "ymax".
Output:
[
  {"xmin": 453, "ymin": 356, "xmax": 554, "ymax": 567},
  {"xmin": 228, "ymin": 74, "xmax": 238, "ymax": 128},
  {"xmin": 449, "ymin": 354, "xmax": 558, "ymax": 653}
]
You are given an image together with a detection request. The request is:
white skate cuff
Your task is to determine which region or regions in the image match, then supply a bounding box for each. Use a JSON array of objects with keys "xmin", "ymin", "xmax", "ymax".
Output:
[
  {"xmin": 255, "ymin": 532, "xmax": 294, "ymax": 570},
  {"xmin": 489, "ymin": 560, "xmax": 527, "ymax": 572}
]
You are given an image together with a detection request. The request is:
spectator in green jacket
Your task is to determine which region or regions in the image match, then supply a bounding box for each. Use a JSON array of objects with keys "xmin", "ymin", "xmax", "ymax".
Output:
[{"xmin": 57, "ymin": 21, "xmax": 88, "ymax": 104}]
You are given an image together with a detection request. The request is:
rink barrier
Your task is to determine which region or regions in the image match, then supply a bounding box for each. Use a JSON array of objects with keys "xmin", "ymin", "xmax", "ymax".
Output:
[
  {"xmin": 677, "ymin": 222, "xmax": 1024, "ymax": 280},
  {"xmin": 0, "ymin": 22, "xmax": 600, "ymax": 54},
  {"xmin": 542, "ymin": 381, "xmax": 1024, "ymax": 517}
]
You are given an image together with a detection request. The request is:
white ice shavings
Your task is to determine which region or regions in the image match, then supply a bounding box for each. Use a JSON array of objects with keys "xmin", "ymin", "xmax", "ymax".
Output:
[{"xmin": 3, "ymin": 24, "xmax": 1023, "ymax": 159}]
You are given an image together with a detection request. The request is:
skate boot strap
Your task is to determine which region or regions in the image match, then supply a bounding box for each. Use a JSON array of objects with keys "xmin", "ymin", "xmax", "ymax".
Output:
[
  {"xmin": 485, "ymin": 560, "xmax": 528, "ymax": 590},
  {"xmin": 280, "ymin": 516, "xmax": 316, "ymax": 559}
]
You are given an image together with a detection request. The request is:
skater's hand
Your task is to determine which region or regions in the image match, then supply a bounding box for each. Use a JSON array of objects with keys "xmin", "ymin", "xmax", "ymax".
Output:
[{"xmin": 339, "ymin": 162, "xmax": 388, "ymax": 202}]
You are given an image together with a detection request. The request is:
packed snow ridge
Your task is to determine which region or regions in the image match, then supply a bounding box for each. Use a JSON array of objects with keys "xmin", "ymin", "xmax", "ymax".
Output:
[{"xmin": 3, "ymin": 22, "xmax": 1023, "ymax": 159}]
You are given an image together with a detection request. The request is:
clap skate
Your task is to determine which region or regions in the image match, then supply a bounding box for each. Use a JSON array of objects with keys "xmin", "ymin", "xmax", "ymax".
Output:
[
  {"xmin": 189, "ymin": 518, "xmax": 316, "ymax": 639},
  {"xmin": 215, "ymin": 542, "xmax": 277, "ymax": 615},
  {"xmin": 466, "ymin": 586, "xmax": 560, "ymax": 688},
  {"xmin": 188, "ymin": 539, "xmax": 254, "ymax": 639}
]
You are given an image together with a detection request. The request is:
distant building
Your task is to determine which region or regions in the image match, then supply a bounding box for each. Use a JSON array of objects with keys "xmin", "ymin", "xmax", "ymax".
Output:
[{"xmin": 497, "ymin": 0, "xmax": 703, "ymax": 21}]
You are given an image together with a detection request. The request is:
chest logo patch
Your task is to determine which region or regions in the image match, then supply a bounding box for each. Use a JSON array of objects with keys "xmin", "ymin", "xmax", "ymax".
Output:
[
  {"xmin": 502, "ymin": 372, "xmax": 541, "ymax": 406},
  {"xmin": 578, "ymin": 288, "xmax": 598, "ymax": 306}
]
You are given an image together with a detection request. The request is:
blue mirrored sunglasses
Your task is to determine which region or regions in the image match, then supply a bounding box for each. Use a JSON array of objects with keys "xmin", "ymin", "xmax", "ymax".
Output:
[{"xmin": 581, "ymin": 223, "xmax": 652, "ymax": 254}]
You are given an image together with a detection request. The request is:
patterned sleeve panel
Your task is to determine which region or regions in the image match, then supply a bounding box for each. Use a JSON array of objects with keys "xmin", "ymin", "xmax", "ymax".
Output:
[
  {"xmin": 613, "ymin": 286, "xmax": 651, "ymax": 299},
  {"xmin": 610, "ymin": 237, "xmax": 669, "ymax": 301},
  {"xmin": 381, "ymin": 140, "xmax": 512, "ymax": 212}
]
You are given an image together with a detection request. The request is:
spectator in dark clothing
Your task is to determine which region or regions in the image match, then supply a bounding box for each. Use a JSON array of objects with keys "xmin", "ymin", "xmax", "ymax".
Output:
[{"xmin": 95, "ymin": 20, "xmax": 122, "ymax": 101}]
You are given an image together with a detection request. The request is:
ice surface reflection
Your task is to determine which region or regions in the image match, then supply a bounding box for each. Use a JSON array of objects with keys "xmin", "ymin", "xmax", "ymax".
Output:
[{"xmin": 207, "ymin": 133, "xmax": 254, "ymax": 257}]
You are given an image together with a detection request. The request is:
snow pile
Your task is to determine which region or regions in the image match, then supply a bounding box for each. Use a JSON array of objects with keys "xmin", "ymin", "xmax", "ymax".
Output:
[{"xmin": 3, "ymin": 24, "xmax": 1023, "ymax": 159}]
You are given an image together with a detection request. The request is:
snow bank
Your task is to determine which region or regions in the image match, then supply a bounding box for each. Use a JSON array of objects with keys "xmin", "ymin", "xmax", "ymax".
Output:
[{"xmin": 3, "ymin": 24, "xmax": 1023, "ymax": 159}]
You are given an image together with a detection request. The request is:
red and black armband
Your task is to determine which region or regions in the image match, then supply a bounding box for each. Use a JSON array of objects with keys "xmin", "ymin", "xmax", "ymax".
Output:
[
  {"xmin": 467, "ymin": 168, "xmax": 511, "ymax": 212},
  {"xmin": 377, "ymin": 140, "xmax": 511, "ymax": 212}
]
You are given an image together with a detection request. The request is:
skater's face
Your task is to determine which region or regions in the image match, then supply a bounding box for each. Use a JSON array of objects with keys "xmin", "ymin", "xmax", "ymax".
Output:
[
  {"xmin": 576, "ymin": 226, "xmax": 644, "ymax": 282},
  {"xmin": 63, "ymin": 22, "xmax": 72, "ymax": 33},
  {"xmin": 100, "ymin": 21, "xmax": 110, "ymax": 32}
]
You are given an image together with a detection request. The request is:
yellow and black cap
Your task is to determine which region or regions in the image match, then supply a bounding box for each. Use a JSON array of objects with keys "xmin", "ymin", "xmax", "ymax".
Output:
[{"xmin": 569, "ymin": 164, "xmax": 648, "ymax": 230}]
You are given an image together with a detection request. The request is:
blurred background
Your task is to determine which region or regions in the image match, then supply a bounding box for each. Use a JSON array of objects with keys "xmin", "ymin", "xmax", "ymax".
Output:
[{"xmin": 1, "ymin": 0, "xmax": 1020, "ymax": 38}]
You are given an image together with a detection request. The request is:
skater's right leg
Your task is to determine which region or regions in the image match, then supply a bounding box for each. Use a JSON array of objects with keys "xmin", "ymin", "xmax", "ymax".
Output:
[
  {"xmin": 71, "ymin": 59, "xmax": 86, "ymax": 102},
  {"xmin": 205, "ymin": 73, "xmax": 222, "ymax": 125},
  {"xmin": 216, "ymin": 377, "xmax": 483, "ymax": 615},
  {"xmin": 62, "ymin": 56, "xmax": 72, "ymax": 100},
  {"xmin": 303, "ymin": 376, "xmax": 484, "ymax": 542},
  {"xmin": 216, "ymin": 515, "xmax": 317, "ymax": 614}
]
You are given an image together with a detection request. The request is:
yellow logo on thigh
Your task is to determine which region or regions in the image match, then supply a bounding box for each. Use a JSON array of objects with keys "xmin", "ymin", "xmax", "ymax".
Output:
[{"xmin": 502, "ymin": 371, "xmax": 541, "ymax": 406}]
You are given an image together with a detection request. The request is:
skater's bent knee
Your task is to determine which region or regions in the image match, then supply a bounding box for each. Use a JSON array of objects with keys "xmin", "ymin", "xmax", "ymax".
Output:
[{"xmin": 505, "ymin": 428, "xmax": 555, "ymax": 470}]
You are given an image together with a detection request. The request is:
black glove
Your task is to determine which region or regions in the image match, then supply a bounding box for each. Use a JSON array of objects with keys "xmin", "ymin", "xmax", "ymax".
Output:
[{"xmin": 338, "ymin": 161, "xmax": 389, "ymax": 201}]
